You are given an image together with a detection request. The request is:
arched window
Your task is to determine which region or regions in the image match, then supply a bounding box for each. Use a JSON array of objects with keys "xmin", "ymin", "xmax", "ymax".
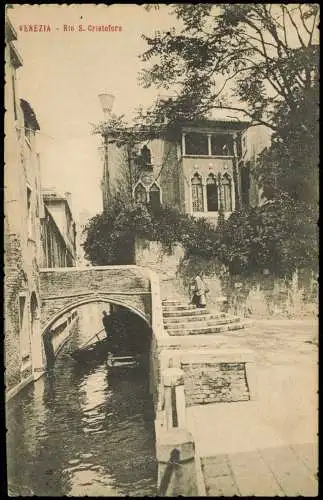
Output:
[
  {"xmin": 191, "ymin": 173, "xmax": 204, "ymax": 212},
  {"xmin": 134, "ymin": 183, "xmax": 147, "ymax": 204},
  {"xmin": 221, "ymin": 174, "xmax": 232, "ymax": 212},
  {"xmin": 149, "ymin": 183, "xmax": 161, "ymax": 211},
  {"xmin": 206, "ymin": 174, "xmax": 218, "ymax": 211},
  {"xmin": 140, "ymin": 145, "xmax": 152, "ymax": 168}
]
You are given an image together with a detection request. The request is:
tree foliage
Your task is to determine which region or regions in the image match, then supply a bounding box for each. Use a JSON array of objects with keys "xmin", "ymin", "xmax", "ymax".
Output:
[
  {"xmin": 140, "ymin": 4, "xmax": 319, "ymax": 129},
  {"xmin": 83, "ymin": 196, "xmax": 317, "ymax": 278}
]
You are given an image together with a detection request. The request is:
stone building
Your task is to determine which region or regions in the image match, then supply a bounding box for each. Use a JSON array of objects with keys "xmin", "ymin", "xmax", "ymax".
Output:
[
  {"xmin": 4, "ymin": 13, "xmax": 45, "ymax": 396},
  {"xmin": 40, "ymin": 189, "xmax": 77, "ymax": 268},
  {"xmin": 103, "ymin": 118, "xmax": 250, "ymax": 226},
  {"xmin": 240, "ymin": 124, "xmax": 273, "ymax": 208},
  {"xmin": 75, "ymin": 209, "xmax": 93, "ymax": 266}
]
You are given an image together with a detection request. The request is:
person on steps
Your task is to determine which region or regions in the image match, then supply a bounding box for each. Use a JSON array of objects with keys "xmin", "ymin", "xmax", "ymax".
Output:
[{"xmin": 190, "ymin": 273, "xmax": 209, "ymax": 308}]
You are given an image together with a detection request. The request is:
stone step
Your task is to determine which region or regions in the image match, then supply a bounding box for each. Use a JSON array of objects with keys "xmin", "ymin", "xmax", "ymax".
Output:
[
  {"xmin": 163, "ymin": 308, "xmax": 214, "ymax": 318},
  {"xmin": 162, "ymin": 302, "xmax": 193, "ymax": 309},
  {"xmin": 163, "ymin": 312, "xmax": 227, "ymax": 324},
  {"xmin": 166, "ymin": 322, "xmax": 247, "ymax": 336},
  {"xmin": 162, "ymin": 298, "xmax": 189, "ymax": 304},
  {"xmin": 162, "ymin": 304, "xmax": 198, "ymax": 312},
  {"xmin": 163, "ymin": 296, "xmax": 227, "ymax": 304},
  {"xmin": 164, "ymin": 316, "xmax": 241, "ymax": 330}
]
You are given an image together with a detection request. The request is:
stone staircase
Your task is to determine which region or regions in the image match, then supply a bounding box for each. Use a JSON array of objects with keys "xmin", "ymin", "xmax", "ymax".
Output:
[{"xmin": 162, "ymin": 299, "xmax": 249, "ymax": 336}]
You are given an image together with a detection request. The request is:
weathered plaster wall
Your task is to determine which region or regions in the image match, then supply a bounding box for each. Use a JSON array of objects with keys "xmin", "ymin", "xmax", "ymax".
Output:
[{"xmin": 135, "ymin": 240, "xmax": 317, "ymax": 319}]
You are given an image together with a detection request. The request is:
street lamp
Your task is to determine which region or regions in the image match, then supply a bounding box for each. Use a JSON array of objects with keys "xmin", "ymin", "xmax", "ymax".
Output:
[{"xmin": 98, "ymin": 93, "xmax": 115, "ymax": 211}]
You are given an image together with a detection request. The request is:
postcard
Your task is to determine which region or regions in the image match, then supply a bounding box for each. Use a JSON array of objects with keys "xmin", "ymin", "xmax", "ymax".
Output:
[{"xmin": 4, "ymin": 4, "xmax": 318, "ymax": 497}]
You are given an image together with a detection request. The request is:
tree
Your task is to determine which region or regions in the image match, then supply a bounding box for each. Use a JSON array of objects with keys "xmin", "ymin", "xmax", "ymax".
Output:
[
  {"xmin": 255, "ymin": 78, "xmax": 319, "ymax": 204},
  {"xmin": 140, "ymin": 4, "xmax": 319, "ymax": 129},
  {"xmin": 139, "ymin": 4, "xmax": 319, "ymax": 204},
  {"xmin": 82, "ymin": 200, "xmax": 154, "ymax": 265}
]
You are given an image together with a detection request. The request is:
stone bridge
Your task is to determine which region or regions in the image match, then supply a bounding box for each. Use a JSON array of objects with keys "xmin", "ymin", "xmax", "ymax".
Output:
[{"xmin": 39, "ymin": 266, "xmax": 153, "ymax": 335}]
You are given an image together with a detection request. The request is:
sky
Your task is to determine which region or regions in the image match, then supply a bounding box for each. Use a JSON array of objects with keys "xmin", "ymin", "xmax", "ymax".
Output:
[{"xmin": 8, "ymin": 4, "xmax": 178, "ymax": 221}]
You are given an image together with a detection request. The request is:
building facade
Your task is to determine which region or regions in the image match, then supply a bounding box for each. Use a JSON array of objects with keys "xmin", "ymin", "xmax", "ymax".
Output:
[
  {"xmin": 40, "ymin": 190, "xmax": 77, "ymax": 268},
  {"xmin": 76, "ymin": 209, "xmax": 93, "ymax": 266},
  {"xmin": 4, "ymin": 14, "xmax": 45, "ymax": 395},
  {"xmin": 103, "ymin": 118, "xmax": 250, "ymax": 226},
  {"xmin": 240, "ymin": 124, "xmax": 273, "ymax": 208}
]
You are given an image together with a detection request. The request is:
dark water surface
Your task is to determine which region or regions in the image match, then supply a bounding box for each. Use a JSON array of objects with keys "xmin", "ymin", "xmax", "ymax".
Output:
[{"xmin": 6, "ymin": 318, "xmax": 157, "ymax": 496}]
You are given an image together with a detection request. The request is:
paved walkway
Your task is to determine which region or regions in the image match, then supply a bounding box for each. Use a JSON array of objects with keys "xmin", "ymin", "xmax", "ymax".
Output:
[
  {"xmin": 201, "ymin": 443, "xmax": 318, "ymax": 496},
  {"xmin": 186, "ymin": 318, "xmax": 318, "ymax": 496}
]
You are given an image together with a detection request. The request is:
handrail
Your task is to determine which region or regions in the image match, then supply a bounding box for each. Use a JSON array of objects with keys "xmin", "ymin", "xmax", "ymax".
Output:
[{"xmin": 157, "ymin": 448, "xmax": 180, "ymax": 497}]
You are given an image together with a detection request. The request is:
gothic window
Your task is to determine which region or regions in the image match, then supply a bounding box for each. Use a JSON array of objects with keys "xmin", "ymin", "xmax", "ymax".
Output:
[
  {"xmin": 211, "ymin": 135, "xmax": 234, "ymax": 156},
  {"xmin": 149, "ymin": 183, "xmax": 161, "ymax": 211},
  {"xmin": 191, "ymin": 173, "xmax": 204, "ymax": 212},
  {"xmin": 221, "ymin": 173, "xmax": 232, "ymax": 212},
  {"xmin": 185, "ymin": 133, "xmax": 208, "ymax": 155},
  {"xmin": 206, "ymin": 174, "xmax": 218, "ymax": 211},
  {"xmin": 134, "ymin": 183, "xmax": 147, "ymax": 204}
]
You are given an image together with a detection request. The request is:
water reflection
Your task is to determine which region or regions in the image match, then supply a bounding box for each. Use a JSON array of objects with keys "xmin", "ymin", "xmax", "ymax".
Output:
[{"xmin": 6, "ymin": 303, "xmax": 157, "ymax": 497}]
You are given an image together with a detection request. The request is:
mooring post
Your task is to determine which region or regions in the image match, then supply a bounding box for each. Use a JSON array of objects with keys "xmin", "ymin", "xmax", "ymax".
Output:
[
  {"xmin": 163, "ymin": 367, "xmax": 186, "ymax": 429},
  {"xmin": 156, "ymin": 427, "xmax": 197, "ymax": 497}
]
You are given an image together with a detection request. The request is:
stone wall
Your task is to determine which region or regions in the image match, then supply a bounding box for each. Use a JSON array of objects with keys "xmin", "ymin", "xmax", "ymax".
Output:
[
  {"xmin": 51, "ymin": 310, "xmax": 78, "ymax": 356},
  {"xmin": 39, "ymin": 266, "xmax": 152, "ymax": 331},
  {"xmin": 135, "ymin": 240, "xmax": 186, "ymax": 301},
  {"xmin": 135, "ymin": 240, "xmax": 317, "ymax": 319},
  {"xmin": 181, "ymin": 362, "xmax": 250, "ymax": 406}
]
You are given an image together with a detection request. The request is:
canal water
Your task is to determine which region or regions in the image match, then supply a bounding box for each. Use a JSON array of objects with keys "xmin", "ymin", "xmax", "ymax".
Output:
[{"xmin": 6, "ymin": 304, "xmax": 157, "ymax": 496}]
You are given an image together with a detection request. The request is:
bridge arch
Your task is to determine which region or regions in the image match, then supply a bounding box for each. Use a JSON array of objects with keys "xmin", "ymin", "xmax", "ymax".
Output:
[
  {"xmin": 41, "ymin": 295, "xmax": 151, "ymax": 337},
  {"xmin": 40, "ymin": 266, "xmax": 152, "ymax": 335}
]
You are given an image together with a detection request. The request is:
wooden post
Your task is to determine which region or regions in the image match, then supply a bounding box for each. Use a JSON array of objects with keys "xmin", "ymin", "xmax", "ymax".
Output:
[
  {"xmin": 156, "ymin": 428, "xmax": 198, "ymax": 497},
  {"xmin": 163, "ymin": 368, "xmax": 186, "ymax": 429}
]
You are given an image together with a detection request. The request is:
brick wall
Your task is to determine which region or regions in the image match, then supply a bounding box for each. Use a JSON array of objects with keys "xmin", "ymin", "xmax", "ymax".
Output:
[
  {"xmin": 4, "ymin": 235, "xmax": 30, "ymax": 390},
  {"xmin": 5, "ymin": 26, "xmax": 43, "ymax": 394},
  {"xmin": 181, "ymin": 362, "xmax": 250, "ymax": 406},
  {"xmin": 39, "ymin": 267, "xmax": 152, "ymax": 331}
]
